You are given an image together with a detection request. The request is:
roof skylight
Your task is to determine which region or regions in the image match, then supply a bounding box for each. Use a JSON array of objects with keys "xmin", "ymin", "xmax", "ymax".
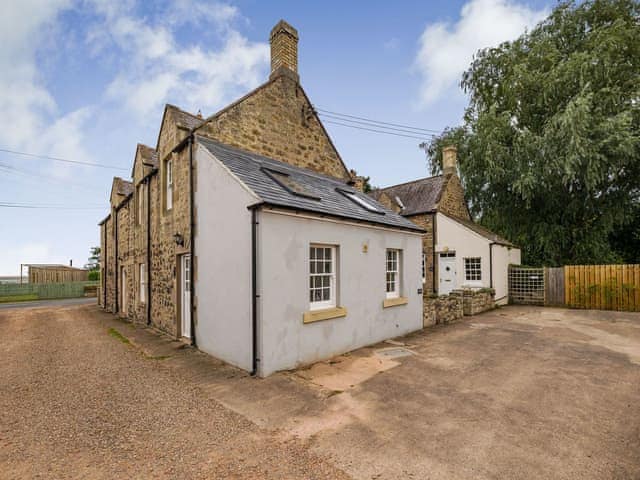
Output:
[
  {"xmin": 262, "ymin": 167, "xmax": 321, "ymax": 201},
  {"xmin": 337, "ymin": 188, "xmax": 385, "ymax": 214}
]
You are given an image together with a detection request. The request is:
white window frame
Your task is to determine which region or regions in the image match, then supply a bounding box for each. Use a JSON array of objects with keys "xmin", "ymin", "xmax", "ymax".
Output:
[
  {"xmin": 166, "ymin": 158, "xmax": 173, "ymax": 211},
  {"xmin": 386, "ymin": 249, "xmax": 401, "ymax": 299},
  {"xmin": 139, "ymin": 263, "xmax": 146, "ymax": 303},
  {"xmin": 464, "ymin": 257, "xmax": 482, "ymax": 284},
  {"xmin": 309, "ymin": 244, "xmax": 337, "ymax": 311}
]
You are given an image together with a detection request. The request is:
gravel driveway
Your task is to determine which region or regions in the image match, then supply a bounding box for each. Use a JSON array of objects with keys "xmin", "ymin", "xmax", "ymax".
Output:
[{"xmin": 0, "ymin": 303, "xmax": 348, "ymax": 479}]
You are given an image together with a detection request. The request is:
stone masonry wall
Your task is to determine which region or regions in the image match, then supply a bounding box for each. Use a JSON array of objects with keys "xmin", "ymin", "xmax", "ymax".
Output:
[
  {"xmin": 149, "ymin": 147, "xmax": 192, "ymax": 337},
  {"xmin": 461, "ymin": 289, "xmax": 495, "ymax": 316},
  {"xmin": 406, "ymin": 213, "xmax": 435, "ymax": 295},
  {"xmin": 116, "ymin": 202, "xmax": 136, "ymax": 319},
  {"xmin": 438, "ymin": 174, "xmax": 471, "ymax": 220},
  {"xmin": 199, "ymin": 75, "xmax": 350, "ymax": 181},
  {"xmin": 423, "ymin": 292, "xmax": 463, "ymax": 327}
]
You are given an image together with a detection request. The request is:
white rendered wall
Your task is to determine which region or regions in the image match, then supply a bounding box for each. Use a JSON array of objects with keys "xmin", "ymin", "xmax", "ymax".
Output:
[
  {"xmin": 257, "ymin": 210, "xmax": 423, "ymax": 376},
  {"xmin": 194, "ymin": 145, "xmax": 257, "ymax": 371},
  {"xmin": 436, "ymin": 213, "xmax": 520, "ymax": 302},
  {"xmin": 436, "ymin": 213, "xmax": 491, "ymax": 290},
  {"xmin": 492, "ymin": 244, "xmax": 521, "ymax": 305}
]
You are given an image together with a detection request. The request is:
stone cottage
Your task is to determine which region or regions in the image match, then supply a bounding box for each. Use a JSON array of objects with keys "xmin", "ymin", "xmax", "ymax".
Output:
[
  {"xmin": 370, "ymin": 146, "xmax": 521, "ymax": 306},
  {"xmin": 98, "ymin": 20, "xmax": 424, "ymax": 376}
]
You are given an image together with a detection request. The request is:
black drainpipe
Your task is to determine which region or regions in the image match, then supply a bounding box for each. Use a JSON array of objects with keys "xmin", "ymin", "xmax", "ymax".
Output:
[
  {"xmin": 250, "ymin": 207, "xmax": 259, "ymax": 376},
  {"xmin": 188, "ymin": 136, "xmax": 197, "ymax": 347},
  {"xmin": 146, "ymin": 177, "xmax": 152, "ymax": 325},
  {"xmin": 103, "ymin": 221, "xmax": 107, "ymax": 308},
  {"xmin": 114, "ymin": 208, "xmax": 119, "ymax": 313}
]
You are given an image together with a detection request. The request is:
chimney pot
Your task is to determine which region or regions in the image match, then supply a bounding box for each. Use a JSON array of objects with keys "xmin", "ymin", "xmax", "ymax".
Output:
[
  {"xmin": 269, "ymin": 20, "xmax": 299, "ymax": 82},
  {"xmin": 442, "ymin": 145, "xmax": 458, "ymax": 175}
]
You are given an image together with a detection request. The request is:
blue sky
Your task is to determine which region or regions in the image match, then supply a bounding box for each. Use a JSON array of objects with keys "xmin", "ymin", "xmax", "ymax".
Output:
[{"xmin": 0, "ymin": 0, "xmax": 550, "ymax": 275}]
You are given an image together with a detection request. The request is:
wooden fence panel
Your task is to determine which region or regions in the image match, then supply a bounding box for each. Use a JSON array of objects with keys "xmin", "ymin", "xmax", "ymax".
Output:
[
  {"xmin": 564, "ymin": 264, "xmax": 640, "ymax": 312},
  {"xmin": 544, "ymin": 267, "xmax": 564, "ymax": 306}
]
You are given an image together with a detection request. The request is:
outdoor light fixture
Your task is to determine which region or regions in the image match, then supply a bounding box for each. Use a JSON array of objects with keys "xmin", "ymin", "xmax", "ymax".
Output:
[{"xmin": 173, "ymin": 233, "xmax": 184, "ymax": 246}]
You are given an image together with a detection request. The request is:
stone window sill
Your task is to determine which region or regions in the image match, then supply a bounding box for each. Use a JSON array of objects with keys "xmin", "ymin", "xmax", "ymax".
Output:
[
  {"xmin": 383, "ymin": 296, "xmax": 409, "ymax": 308},
  {"xmin": 303, "ymin": 306, "xmax": 347, "ymax": 324}
]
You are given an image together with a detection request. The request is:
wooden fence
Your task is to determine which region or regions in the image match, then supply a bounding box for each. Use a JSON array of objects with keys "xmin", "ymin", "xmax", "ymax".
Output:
[
  {"xmin": 565, "ymin": 264, "xmax": 640, "ymax": 312},
  {"xmin": 28, "ymin": 266, "xmax": 88, "ymax": 284},
  {"xmin": 509, "ymin": 264, "xmax": 640, "ymax": 312},
  {"xmin": 0, "ymin": 281, "xmax": 98, "ymax": 302}
]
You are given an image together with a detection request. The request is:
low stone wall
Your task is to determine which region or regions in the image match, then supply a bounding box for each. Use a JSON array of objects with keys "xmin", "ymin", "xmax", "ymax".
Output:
[
  {"xmin": 461, "ymin": 288, "xmax": 495, "ymax": 316},
  {"xmin": 423, "ymin": 292, "xmax": 463, "ymax": 327}
]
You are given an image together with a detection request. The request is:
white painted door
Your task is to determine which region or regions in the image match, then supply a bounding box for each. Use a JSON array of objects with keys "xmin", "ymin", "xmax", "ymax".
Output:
[
  {"xmin": 181, "ymin": 254, "xmax": 191, "ymax": 339},
  {"xmin": 438, "ymin": 253, "xmax": 456, "ymax": 295},
  {"xmin": 121, "ymin": 267, "xmax": 127, "ymax": 315}
]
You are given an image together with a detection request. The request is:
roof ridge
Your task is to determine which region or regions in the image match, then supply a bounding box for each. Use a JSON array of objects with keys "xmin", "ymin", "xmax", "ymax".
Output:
[
  {"xmin": 165, "ymin": 103, "xmax": 201, "ymax": 119},
  {"xmin": 196, "ymin": 136, "xmax": 353, "ymax": 188},
  {"xmin": 379, "ymin": 174, "xmax": 444, "ymax": 190}
]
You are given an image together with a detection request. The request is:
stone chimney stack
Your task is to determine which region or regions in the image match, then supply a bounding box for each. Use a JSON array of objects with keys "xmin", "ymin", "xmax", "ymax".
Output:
[
  {"xmin": 349, "ymin": 169, "xmax": 367, "ymax": 192},
  {"xmin": 269, "ymin": 20, "xmax": 299, "ymax": 82},
  {"xmin": 442, "ymin": 145, "xmax": 458, "ymax": 175}
]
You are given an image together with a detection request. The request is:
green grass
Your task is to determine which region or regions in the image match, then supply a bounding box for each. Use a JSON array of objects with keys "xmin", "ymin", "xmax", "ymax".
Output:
[
  {"xmin": 0, "ymin": 294, "xmax": 39, "ymax": 303},
  {"xmin": 108, "ymin": 328, "xmax": 130, "ymax": 344}
]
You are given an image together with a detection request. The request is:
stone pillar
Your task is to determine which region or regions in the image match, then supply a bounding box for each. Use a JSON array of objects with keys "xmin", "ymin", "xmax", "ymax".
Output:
[{"xmin": 269, "ymin": 20, "xmax": 299, "ymax": 82}]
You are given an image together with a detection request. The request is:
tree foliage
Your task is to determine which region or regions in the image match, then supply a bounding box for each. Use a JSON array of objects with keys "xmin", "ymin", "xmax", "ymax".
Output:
[
  {"xmin": 85, "ymin": 246, "xmax": 100, "ymax": 271},
  {"xmin": 427, "ymin": 0, "xmax": 640, "ymax": 266}
]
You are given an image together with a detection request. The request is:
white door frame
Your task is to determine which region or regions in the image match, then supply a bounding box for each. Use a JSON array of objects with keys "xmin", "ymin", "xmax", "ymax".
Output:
[
  {"xmin": 438, "ymin": 252, "xmax": 457, "ymax": 295},
  {"xmin": 181, "ymin": 254, "xmax": 191, "ymax": 339}
]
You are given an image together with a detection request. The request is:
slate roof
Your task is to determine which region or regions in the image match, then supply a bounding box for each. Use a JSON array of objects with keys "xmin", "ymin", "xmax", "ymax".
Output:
[
  {"xmin": 440, "ymin": 212, "xmax": 515, "ymax": 247},
  {"xmin": 197, "ymin": 137, "xmax": 424, "ymax": 232},
  {"xmin": 113, "ymin": 177, "xmax": 134, "ymax": 197},
  {"xmin": 138, "ymin": 144, "xmax": 158, "ymax": 168},
  {"xmin": 167, "ymin": 104, "xmax": 204, "ymax": 130},
  {"xmin": 370, "ymin": 176, "xmax": 448, "ymax": 216}
]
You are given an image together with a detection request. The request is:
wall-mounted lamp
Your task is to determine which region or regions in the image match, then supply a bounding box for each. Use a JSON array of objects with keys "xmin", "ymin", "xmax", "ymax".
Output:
[{"xmin": 173, "ymin": 232, "xmax": 184, "ymax": 246}]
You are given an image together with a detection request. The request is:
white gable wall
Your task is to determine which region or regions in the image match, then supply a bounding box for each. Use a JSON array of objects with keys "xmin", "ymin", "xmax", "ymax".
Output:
[
  {"xmin": 436, "ymin": 213, "xmax": 491, "ymax": 290},
  {"xmin": 435, "ymin": 212, "xmax": 520, "ymax": 305},
  {"xmin": 492, "ymin": 243, "xmax": 521, "ymax": 305},
  {"xmin": 194, "ymin": 144, "xmax": 258, "ymax": 371},
  {"xmin": 257, "ymin": 209, "xmax": 423, "ymax": 377}
]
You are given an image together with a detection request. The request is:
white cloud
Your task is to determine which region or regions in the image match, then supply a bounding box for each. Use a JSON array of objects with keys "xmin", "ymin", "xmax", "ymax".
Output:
[
  {"xmin": 0, "ymin": 0, "xmax": 93, "ymax": 174},
  {"xmin": 414, "ymin": 0, "xmax": 547, "ymax": 106},
  {"xmin": 91, "ymin": 1, "xmax": 269, "ymax": 117}
]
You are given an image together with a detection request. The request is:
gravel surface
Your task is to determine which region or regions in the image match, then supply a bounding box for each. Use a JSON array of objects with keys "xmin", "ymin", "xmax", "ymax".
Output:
[{"xmin": 0, "ymin": 304, "xmax": 350, "ymax": 479}]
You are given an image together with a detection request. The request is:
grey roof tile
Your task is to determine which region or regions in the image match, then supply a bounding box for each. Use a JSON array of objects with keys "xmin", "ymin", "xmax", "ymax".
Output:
[
  {"xmin": 197, "ymin": 137, "xmax": 424, "ymax": 232},
  {"xmin": 372, "ymin": 176, "xmax": 447, "ymax": 216}
]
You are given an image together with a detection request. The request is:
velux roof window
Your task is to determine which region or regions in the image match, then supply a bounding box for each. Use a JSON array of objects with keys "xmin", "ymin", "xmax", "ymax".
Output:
[
  {"xmin": 262, "ymin": 167, "xmax": 320, "ymax": 201},
  {"xmin": 337, "ymin": 188, "xmax": 385, "ymax": 214}
]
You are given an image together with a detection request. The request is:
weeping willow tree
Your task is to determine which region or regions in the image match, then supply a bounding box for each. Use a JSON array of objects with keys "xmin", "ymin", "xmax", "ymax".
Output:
[{"xmin": 426, "ymin": 0, "xmax": 640, "ymax": 266}]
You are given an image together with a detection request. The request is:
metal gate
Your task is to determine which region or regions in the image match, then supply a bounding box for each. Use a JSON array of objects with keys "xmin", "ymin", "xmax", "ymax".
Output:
[{"xmin": 508, "ymin": 266, "xmax": 544, "ymax": 305}]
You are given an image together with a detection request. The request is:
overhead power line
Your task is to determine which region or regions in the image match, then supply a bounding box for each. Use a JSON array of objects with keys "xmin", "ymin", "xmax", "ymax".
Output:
[
  {"xmin": 0, "ymin": 163, "xmax": 102, "ymax": 192},
  {"xmin": 318, "ymin": 112, "xmax": 439, "ymax": 137},
  {"xmin": 321, "ymin": 119, "xmax": 435, "ymax": 141},
  {"xmin": 0, "ymin": 201, "xmax": 104, "ymax": 210},
  {"xmin": 0, "ymin": 148, "xmax": 129, "ymax": 171},
  {"xmin": 314, "ymin": 106, "xmax": 443, "ymax": 134}
]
